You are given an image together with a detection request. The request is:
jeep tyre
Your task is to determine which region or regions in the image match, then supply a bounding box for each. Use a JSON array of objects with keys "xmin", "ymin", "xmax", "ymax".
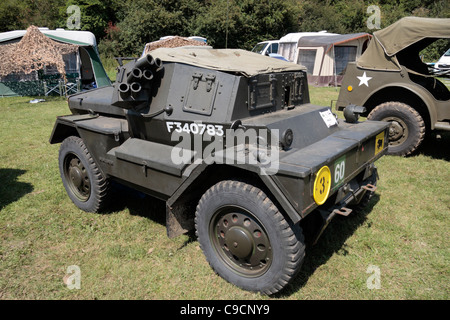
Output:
[
  {"xmin": 367, "ymin": 102, "xmax": 425, "ymax": 156},
  {"xmin": 195, "ymin": 180, "xmax": 305, "ymax": 295},
  {"xmin": 59, "ymin": 136, "xmax": 110, "ymax": 212}
]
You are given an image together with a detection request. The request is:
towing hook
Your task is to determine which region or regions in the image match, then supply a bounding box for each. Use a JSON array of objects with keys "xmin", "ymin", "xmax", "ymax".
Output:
[
  {"xmin": 332, "ymin": 207, "xmax": 353, "ymax": 217},
  {"xmin": 362, "ymin": 183, "xmax": 377, "ymax": 192}
]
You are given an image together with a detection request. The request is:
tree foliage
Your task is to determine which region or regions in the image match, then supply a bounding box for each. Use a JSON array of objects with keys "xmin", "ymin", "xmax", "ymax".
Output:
[{"xmin": 0, "ymin": 0, "xmax": 448, "ymax": 59}]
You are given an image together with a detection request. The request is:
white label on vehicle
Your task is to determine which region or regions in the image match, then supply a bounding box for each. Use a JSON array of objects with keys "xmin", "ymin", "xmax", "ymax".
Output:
[{"xmin": 319, "ymin": 109, "xmax": 338, "ymax": 128}]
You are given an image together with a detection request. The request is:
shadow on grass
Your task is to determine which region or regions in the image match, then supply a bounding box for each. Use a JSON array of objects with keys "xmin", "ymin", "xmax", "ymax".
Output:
[
  {"xmin": 276, "ymin": 194, "xmax": 381, "ymax": 297},
  {"xmin": 0, "ymin": 168, "xmax": 34, "ymax": 211},
  {"xmin": 106, "ymin": 183, "xmax": 167, "ymax": 226},
  {"xmin": 416, "ymin": 131, "xmax": 450, "ymax": 161},
  {"xmin": 107, "ymin": 185, "xmax": 198, "ymax": 250},
  {"xmin": 103, "ymin": 181, "xmax": 382, "ymax": 297}
]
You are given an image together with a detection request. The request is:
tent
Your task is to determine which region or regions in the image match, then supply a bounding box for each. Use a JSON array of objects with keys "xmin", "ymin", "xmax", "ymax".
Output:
[
  {"xmin": 278, "ymin": 32, "xmax": 371, "ymax": 86},
  {"xmin": 0, "ymin": 26, "xmax": 110, "ymax": 97}
]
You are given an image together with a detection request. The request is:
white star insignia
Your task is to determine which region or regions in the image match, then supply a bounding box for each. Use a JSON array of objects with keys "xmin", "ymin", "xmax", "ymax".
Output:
[{"xmin": 357, "ymin": 72, "xmax": 372, "ymax": 87}]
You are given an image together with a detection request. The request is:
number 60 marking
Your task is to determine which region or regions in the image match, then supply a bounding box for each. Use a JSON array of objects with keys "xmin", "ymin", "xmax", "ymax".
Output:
[{"xmin": 333, "ymin": 156, "xmax": 346, "ymax": 185}]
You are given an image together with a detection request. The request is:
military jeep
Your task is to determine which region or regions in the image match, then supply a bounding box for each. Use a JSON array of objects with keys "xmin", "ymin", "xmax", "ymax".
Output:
[
  {"xmin": 50, "ymin": 47, "xmax": 388, "ymax": 294},
  {"xmin": 337, "ymin": 17, "xmax": 450, "ymax": 156}
]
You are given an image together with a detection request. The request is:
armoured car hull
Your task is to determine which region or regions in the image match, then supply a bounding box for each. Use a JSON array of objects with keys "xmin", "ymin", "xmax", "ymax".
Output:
[{"xmin": 50, "ymin": 48, "xmax": 389, "ymax": 294}]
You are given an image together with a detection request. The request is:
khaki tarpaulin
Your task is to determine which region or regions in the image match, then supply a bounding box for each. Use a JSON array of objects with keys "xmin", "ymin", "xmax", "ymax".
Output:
[
  {"xmin": 0, "ymin": 26, "xmax": 78, "ymax": 79},
  {"xmin": 357, "ymin": 17, "xmax": 450, "ymax": 72},
  {"xmin": 150, "ymin": 47, "xmax": 306, "ymax": 78}
]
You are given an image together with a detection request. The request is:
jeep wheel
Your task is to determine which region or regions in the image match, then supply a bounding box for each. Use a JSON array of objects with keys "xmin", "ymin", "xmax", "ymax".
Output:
[
  {"xmin": 195, "ymin": 180, "xmax": 305, "ymax": 295},
  {"xmin": 59, "ymin": 136, "xmax": 110, "ymax": 212},
  {"xmin": 367, "ymin": 102, "xmax": 425, "ymax": 156}
]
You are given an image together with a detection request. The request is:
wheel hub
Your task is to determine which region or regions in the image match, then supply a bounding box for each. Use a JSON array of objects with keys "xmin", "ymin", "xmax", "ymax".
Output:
[
  {"xmin": 69, "ymin": 166, "xmax": 83, "ymax": 188},
  {"xmin": 64, "ymin": 154, "xmax": 90, "ymax": 201},
  {"xmin": 225, "ymin": 227, "xmax": 253, "ymax": 259},
  {"xmin": 210, "ymin": 207, "xmax": 272, "ymax": 277},
  {"xmin": 385, "ymin": 117, "xmax": 408, "ymax": 145}
]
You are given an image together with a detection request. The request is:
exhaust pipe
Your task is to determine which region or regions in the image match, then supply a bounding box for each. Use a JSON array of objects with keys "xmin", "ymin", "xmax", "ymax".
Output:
[
  {"xmin": 135, "ymin": 54, "xmax": 163, "ymax": 73},
  {"xmin": 153, "ymin": 57, "xmax": 163, "ymax": 72},
  {"xmin": 142, "ymin": 69, "xmax": 153, "ymax": 81},
  {"xmin": 135, "ymin": 54, "xmax": 155, "ymax": 70},
  {"xmin": 127, "ymin": 67, "xmax": 143, "ymax": 83},
  {"xmin": 119, "ymin": 82, "xmax": 130, "ymax": 99},
  {"xmin": 130, "ymin": 82, "xmax": 142, "ymax": 99}
]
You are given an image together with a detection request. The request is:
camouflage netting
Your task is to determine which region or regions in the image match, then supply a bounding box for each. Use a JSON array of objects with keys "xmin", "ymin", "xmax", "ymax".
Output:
[
  {"xmin": 0, "ymin": 26, "xmax": 79, "ymax": 80},
  {"xmin": 143, "ymin": 36, "xmax": 207, "ymax": 55}
]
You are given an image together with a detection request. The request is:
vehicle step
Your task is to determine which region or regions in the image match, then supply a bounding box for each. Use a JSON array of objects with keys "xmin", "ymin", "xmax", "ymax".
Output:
[{"xmin": 108, "ymin": 138, "xmax": 196, "ymax": 176}]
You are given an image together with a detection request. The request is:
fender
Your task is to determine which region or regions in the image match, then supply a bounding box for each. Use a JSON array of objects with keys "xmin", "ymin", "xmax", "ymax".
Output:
[
  {"xmin": 49, "ymin": 116, "xmax": 85, "ymax": 144},
  {"xmin": 361, "ymin": 81, "xmax": 438, "ymax": 129},
  {"xmin": 338, "ymin": 63, "xmax": 439, "ymax": 129}
]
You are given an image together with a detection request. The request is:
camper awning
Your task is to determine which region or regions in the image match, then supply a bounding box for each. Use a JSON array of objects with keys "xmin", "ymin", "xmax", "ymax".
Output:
[
  {"xmin": 0, "ymin": 27, "xmax": 111, "ymax": 88},
  {"xmin": 357, "ymin": 17, "xmax": 450, "ymax": 71},
  {"xmin": 298, "ymin": 33, "xmax": 371, "ymax": 53},
  {"xmin": 0, "ymin": 28, "xmax": 97, "ymax": 47}
]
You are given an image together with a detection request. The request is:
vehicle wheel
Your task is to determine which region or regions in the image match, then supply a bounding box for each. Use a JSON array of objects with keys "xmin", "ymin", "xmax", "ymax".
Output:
[
  {"xmin": 59, "ymin": 136, "xmax": 110, "ymax": 212},
  {"xmin": 195, "ymin": 180, "xmax": 305, "ymax": 295},
  {"xmin": 367, "ymin": 102, "xmax": 425, "ymax": 156}
]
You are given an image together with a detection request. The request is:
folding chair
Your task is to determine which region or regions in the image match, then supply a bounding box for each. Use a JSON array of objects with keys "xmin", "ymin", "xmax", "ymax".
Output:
[
  {"xmin": 64, "ymin": 72, "xmax": 81, "ymax": 96},
  {"xmin": 41, "ymin": 73, "xmax": 63, "ymax": 96}
]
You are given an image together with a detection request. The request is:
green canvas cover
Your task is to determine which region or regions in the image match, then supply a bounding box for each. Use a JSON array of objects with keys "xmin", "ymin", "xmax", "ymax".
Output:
[
  {"xmin": 150, "ymin": 47, "xmax": 306, "ymax": 77},
  {"xmin": 357, "ymin": 17, "xmax": 450, "ymax": 71},
  {"xmin": 46, "ymin": 35, "xmax": 111, "ymax": 88}
]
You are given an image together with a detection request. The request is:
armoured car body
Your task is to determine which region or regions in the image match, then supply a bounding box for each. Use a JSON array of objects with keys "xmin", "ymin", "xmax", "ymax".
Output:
[{"xmin": 50, "ymin": 48, "xmax": 389, "ymax": 294}]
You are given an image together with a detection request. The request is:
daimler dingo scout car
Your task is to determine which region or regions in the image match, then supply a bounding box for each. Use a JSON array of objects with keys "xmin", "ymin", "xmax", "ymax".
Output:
[
  {"xmin": 337, "ymin": 17, "xmax": 450, "ymax": 156},
  {"xmin": 50, "ymin": 48, "xmax": 389, "ymax": 294}
]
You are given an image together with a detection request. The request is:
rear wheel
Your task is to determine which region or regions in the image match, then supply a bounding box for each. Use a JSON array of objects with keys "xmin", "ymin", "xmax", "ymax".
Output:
[
  {"xmin": 59, "ymin": 136, "xmax": 110, "ymax": 212},
  {"xmin": 195, "ymin": 180, "xmax": 305, "ymax": 295},
  {"xmin": 367, "ymin": 102, "xmax": 425, "ymax": 156}
]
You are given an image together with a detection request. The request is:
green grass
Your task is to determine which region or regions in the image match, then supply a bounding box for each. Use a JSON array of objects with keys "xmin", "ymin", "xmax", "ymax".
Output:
[{"xmin": 0, "ymin": 93, "xmax": 448, "ymax": 300}]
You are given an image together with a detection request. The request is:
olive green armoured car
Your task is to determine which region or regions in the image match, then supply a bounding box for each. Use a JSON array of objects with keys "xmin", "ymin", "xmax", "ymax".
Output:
[
  {"xmin": 337, "ymin": 17, "xmax": 450, "ymax": 156},
  {"xmin": 50, "ymin": 48, "xmax": 388, "ymax": 294}
]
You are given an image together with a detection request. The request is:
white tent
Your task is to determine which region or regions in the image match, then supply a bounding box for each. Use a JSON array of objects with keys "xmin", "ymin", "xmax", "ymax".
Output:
[{"xmin": 278, "ymin": 32, "xmax": 371, "ymax": 86}]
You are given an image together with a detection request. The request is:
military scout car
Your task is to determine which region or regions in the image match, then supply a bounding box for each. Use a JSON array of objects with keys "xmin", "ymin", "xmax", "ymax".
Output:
[
  {"xmin": 50, "ymin": 48, "xmax": 389, "ymax": 294},
  {"xmin": 337, "ymin": 17, "xmax": 450, "ymax": 156}
]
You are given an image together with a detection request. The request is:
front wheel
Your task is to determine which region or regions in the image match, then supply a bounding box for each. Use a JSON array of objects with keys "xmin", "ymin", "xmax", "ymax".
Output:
[
  {"xmin": 367, "ymin": 102, "xmax": 425, "ymax": 156},
  {"xmin": 59, "ymin": 136, "xmax": 111, "ymax": 212},
  {"xmin": 195, "ymin": 180, "xmax": 305, "ymax": 295}
]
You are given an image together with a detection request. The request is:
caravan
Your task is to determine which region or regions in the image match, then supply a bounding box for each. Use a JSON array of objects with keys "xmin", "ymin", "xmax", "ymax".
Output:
[{"xmin": 278, "ymin": 31, "xmax": 371, "ymax": 86}]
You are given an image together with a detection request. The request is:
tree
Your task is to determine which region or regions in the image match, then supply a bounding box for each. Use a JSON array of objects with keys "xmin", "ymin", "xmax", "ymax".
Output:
[
  {"xmin": 193, "ymin": 0, "xmax": 301, "ymax": 50},
  {"xmin": 116, "ymin": 0, "xmax": 204, "ymax": 56},
  {"xmin": 0, "ymin": 0, "xmax": 27, "ymax": 32},
  {"xmin": 62, "ymin": 0, "xmax": 122, "ymax": 39}
]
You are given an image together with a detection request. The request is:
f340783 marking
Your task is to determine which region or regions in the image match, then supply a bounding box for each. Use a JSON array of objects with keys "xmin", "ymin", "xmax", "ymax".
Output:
[{"xmin": 166, "ymin": 121, "xmax": 224, "ymax": 136}]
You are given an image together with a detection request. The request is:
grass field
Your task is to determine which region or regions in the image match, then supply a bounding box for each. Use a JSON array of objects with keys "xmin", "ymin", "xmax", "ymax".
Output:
[{"xmin": 0, "ymin": 87, "xmax": 448, "ymax": 300}]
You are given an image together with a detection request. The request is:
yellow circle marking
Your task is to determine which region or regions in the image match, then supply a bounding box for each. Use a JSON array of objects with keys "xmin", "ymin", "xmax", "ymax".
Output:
[
  {"xmin": 313, "ymin": 166, "xmax": 331, "ymax": 205},
  {"xmin": 347, "ymin": 85, "xmax": 353, "ymax": 92}
]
